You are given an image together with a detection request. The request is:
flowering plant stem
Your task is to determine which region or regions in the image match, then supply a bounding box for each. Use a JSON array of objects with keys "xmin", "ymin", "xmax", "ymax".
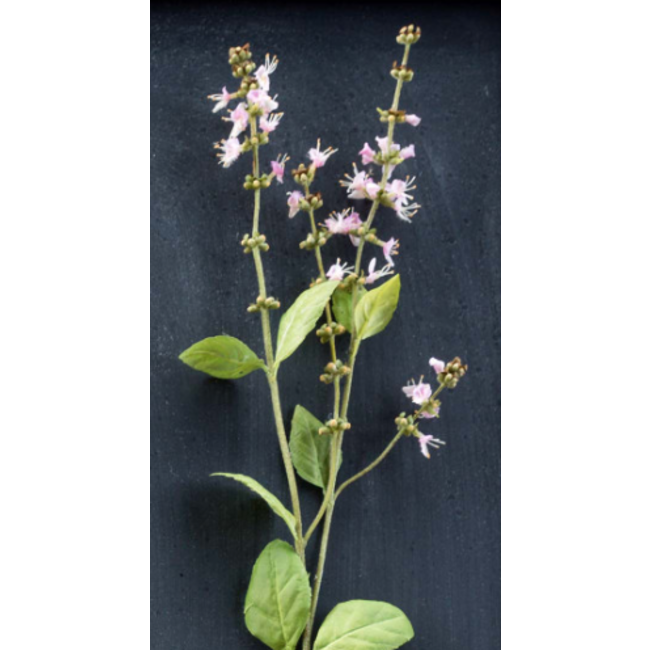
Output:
[
  {"xmin": 182, "ymin": 27, "xmax": 467, "ymax": 650},
  {"xmin": 250, "ymin": 116, "xmax": 305, "ymax": 561},
  {"xmin": 301, "ymin": 43, "xmax": 412, "ymax": 650}
]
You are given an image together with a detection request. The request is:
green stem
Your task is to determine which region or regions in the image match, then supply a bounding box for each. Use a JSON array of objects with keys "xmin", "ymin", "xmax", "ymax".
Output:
[
  {"xmin": 302, "ymin": 43, "xmax": 413, "ymax": 650},
  {"xmin": 249, "ymin": 117, "xmax": 305, "ymax": 560},
  {"xmin": 336, "ymin": 431, "xmax": 404, "ymax": 499}
]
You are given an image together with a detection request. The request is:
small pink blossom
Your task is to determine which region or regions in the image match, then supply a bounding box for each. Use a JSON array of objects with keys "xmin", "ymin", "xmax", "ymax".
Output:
[
  {"xmin": 271, "ymin": 154, "xmax": 288, "ymax": 184},
  {"xmin": 246, "ymin": 89, "xmax": 279, "ymax": 115},
  {"xmin": 386, "ymin": 177, "xmax": 416, "ymax": 209},
  {"xmin": 364, "ymin": 180, "xmax": 381, "ymax": 200},
  {"xmin": 359, "ymin": 142, "xmax": 376, "ymax": 165},
  {"xmin": 429, "ymin": 357, "xmax": 446, "ymax": 374},
  {"xmin": 419, "ymin": 402, "xmax": 441, "ymax": 420},
  {"xmin": 208, "ymin": 87, "xmax": 234, "ymax": 113},
  {"xmin": 254, "ymin": 54, "xmax": 279, "ymax": 92},
  {"xmin": 287, "ymin": 190, "xmax": 304, "ymax": 218},
  {"xmin": 308, "ymin": 140, "xmax": 338, "ymax": 168},
  {"xmin": 326, "ymin": 258, "xmax": 353, "ymax": 282},
  {"xmin": 365, "ymin": 258, "xmax": 394, "ymax": 285},
  {"xmin": 224, "ymin": 102, "xmax": 249, "ymax": 138},
  {"xmin": 400, "ymin": 144, "xmax": 416, "ymax": 160},
  {"xmin": 402, "ymin": 378, "xmax": 433, "ymax": 405},
  {"xmin": 382, "ymin": 237, "xmax": 399, "ymax": 267},
  {"xmin": 260, "ymin": 112, "xmax": 283, "ymax": 133},
  {"xmin": 405, "ymin": 114, "xmax": 421, "ymax": 126},
  {"xmin": 324, "ymin": 210, "xmax": 362, "ymax": 235},
  {"xmin": 341, "ymin": 164, "xmax": 370, "ymax": 199},
  {"xmin": 215, "ymin": 137, "xmax": 242, "ymax": 168},
  {"xmin": 375, "ymin": 136, "xmax": 400, "ymax": 156},
  {"xmin": 417, "ymin": 434, "xmax": 446, "ymax": 459}
]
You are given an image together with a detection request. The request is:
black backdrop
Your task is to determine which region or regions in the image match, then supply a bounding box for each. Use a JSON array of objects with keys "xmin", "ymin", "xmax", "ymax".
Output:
[{"xmin": 151, "ymin": 2, "xmax": 500, "ymax": 648}]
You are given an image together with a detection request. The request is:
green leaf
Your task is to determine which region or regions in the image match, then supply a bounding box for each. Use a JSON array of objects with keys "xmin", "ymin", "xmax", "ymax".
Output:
[
  {"xmin": 332, "ymin": 286, "xmax": 367, "ymax": 332},
  {"xmin": 245, "ymin": 540, "xmax": 311, "ymax": 650},
  {"xmin": 289, "ymin": 405, "xmax": 341, "ymax": 490},
  {"xmin": 314, "ymin": 600, "xmax": 414, "ymax": 650},
  {"xmin": 275, "ymin": 281, "xmax": 338, "ymax": 366},
  {"xmin": 179, "ymin": 335, "xmax": 266, "ymax": 379},
  {"xmin": 210, "ymin": 473, "xmax": 296, "ymax": 539},
  {"xmin": 354, "ymin": 275, "xmax": 401, "ymax": 341}
]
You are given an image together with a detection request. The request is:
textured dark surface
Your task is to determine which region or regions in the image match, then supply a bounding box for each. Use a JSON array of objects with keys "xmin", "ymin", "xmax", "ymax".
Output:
[{"xmin": 151, "ymin": 2, "xmax": 500, "ymax": 648}]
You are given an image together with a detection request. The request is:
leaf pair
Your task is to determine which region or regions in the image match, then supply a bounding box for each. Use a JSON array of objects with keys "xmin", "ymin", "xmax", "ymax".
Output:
[
  {"xmin": 179, "ymin": 280, "xmax": 338, "ymax": 378},
  {"xmin": 245, "ymin": 541, "xmax": 414, "ymax": 650},
  {"xmin": 332, "ymin": 274, "xmax": 401, "ymax": 341}
]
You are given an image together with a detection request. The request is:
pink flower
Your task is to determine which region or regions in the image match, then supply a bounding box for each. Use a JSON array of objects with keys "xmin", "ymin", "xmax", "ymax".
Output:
[
  {"xmin": 224, "ymin": 102, "xmax": 249, "ymax": 138},
  {"xmin": 308, "ymin": 140, "xmax": 338, "ymax": 168},
  {"xmin": 246, "ymin": 89, "xmax": 279, "ymax": 115},
  {"xmin": 260, "ymin": 113, "xmax": 283, "ymax": 133},
  {"xmin": 326, "ymin": 259, "xmax": 353, "ymax": 282},
  {"xmin": 324, "ymin": 210, "xmax": 362, "ymax": 235},
  {"xmin": 271, "ymin": 154, "xmax": 288, "ymax": 184},
  {"xmin": 208, "ymin": 87, "xmax": 234, "ymax": 113},
  {"xmin": 365, "ymin": 258, "xmax": 393, "ymax": 285},
  {"xmin": 359, "ymin": 142, "xmax": 376, "ymax": 165},
  {"xmin": 402, "ymin": 378, "xmax": 432, "ymax": 405},
  {"xmin": 215, "ymin": 137, "xmax": 242, "ymax": 168},
  {"xmin": 395, "ymin": 202, "xmax": 421, "ymax": 221},
  {"xmin": 400, "ymin": 144, "xmax": 416, "ymax": 160},
  {"xmin": 341, "ymin": 164, "xmax": 371, "ymax": 199},
  {"xmin": 386, "ymin": 177, "xmax": 416, "ymax": 209},
  {"xmin": 254, "ymin": 54, "xmax": 279, "ymax": 92},
  {"xmin": 364, "ymin": 180, "xmax": 381, "ymax": 200},
  {"xmin": 375, "ymin": 136, "xmax": 400, "ymax": 156},
  {"xmin": 429, "ymin": 357, "xmax": 446, "ymax": 374},
  {"xmin": 382, "ymin": 237, "xmax": 399, "ymax": 267},
  {"xmin": 287, "ymin": 190, "xmax": 303, "ymax": 218},
  {"xmin": 417, "ymin": 434, "xmax": 446, "ymax": 459},
  {"xmin": 405, "ymin": 114, "xmax": 421, "ymax": 126}
]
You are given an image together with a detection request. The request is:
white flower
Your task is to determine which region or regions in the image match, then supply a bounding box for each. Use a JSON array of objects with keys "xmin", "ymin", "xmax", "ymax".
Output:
[
  {"xmin": 340, "ymin": 164, "xmax": 371, "ymax": 199},
  {"xmin": 326, "ymin": 258, "xmax": 354, "ymax": 282},
  {"xmin": 260, "ymin": 112, "xmax": 283, "ymax": 133},
  {"xmin": 215, "ymin": 137, "xmax": 242, "ymax": 168},
  {"xmin": 308, "ymin": 139, "xmax": 338, "ymax": 168},
  {"xmin": 208, "ymin": 87, "xmax": 234, "ymax": 113},
  {"xmin": 254, "ymin": 54, "xmax": 279, "ymax": 91},
  {"xmin": 365, "ymin": 258, "xmax": 394, "ymax": 284},
  {"xmin": 223, "ymin": 102, "xmax": 249, "ymax": 138}
]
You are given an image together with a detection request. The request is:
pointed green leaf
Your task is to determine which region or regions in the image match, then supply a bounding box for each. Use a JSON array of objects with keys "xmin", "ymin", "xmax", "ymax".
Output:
[
  {"xmin": 354, "ymin": 275, "xmax": 401, "ymax": 341},
  {"xmin": 332, "ymin": 286, "xmax": 367, "ymax": 333},
  {"xmin": 314, "ymin": 600, "xmax": 414, "ymax": 650},
  {"xmin": 180, "ymin": 335, "xmax": 266, "ymax": 379},
  {"xmin": 289, "ymin": 405, "xmax": 342, "ymax": 490},
  {"xmin": 211, "ymin": 473, "xmax": 296, "ymax": 539},
  {"xmin": 275, "ymin": 281, "xmax": 338, "ymax": 366},
  {"xmin": 245, "ymin": 540, "xmax": 311, "ymax": 650}
]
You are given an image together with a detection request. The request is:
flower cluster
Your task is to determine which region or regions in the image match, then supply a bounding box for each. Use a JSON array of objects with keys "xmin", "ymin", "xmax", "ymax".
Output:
[
  {"xmin": 400, "ymin": 355, "xmax": 467, "ymax": 458},
  {"xmin": 209, "ymin": 46, "xmax": 287, "ymax": 180}
]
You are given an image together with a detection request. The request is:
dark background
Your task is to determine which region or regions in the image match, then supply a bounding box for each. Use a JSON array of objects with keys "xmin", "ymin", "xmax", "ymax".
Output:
[{"xmin": 151, "ymin": 2, "xmax": 500, "ymax": 648}]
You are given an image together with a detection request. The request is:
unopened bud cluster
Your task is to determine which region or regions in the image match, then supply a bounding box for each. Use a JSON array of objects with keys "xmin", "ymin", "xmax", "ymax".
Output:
[
  {"xmin": 299, "ymin": 230, "xmax": 329, "ymax": 250},
  {"xmin": 247, "ymin": 295, "xmax": 281, "ymax": 312},
  {"xmin": 241, "ymin": 233, "xmax": 269, "ymax": 253},
  {"xmin": 377, "ymin": 108, "xmax": 411, "ymax": 125},
  {"xmin": 396, "ymin": 24, "xmax": 421, "ymax": 45},
  {"xmin": 320, "ymin": 359, "xmax": 351, "ymax": 384},
  {"xmin": 241, "ymin": 132, "xmax": 270, "ymax": 150},
  {"xmin": 315, "ymin": 322, "xmax": 346, "ymax": 344},
  {"xmin": 437, "ymin": 357, "xmax": 468, "ymax": 389},
  {"xmin": 349, "ymin": 224, "xmax": 379, "ymax": 245},
  {"xmin": 243, "ymin": 174, "xmax": 271, "ymax": 191},
  {"xmin": 394, "ymin": 413, "xmax": 419, "ymax": 437},
  {"xmin": 390, "ymin": 62, "xmax": 415, "ymax": 83},
  {"xmin": 229, "ymin": 44, "xmax": 256, "ymax": 79},
  {"xmin": 318, "ymin": 418, "xmax": 352, "ymax": 436},
  {"xmin": 291, "ymin": 163, "xmax": 314, "ymax": 186},
  {"xmin": 299, "ymin": 193, "xmax": 323, "ymax": 212}
]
